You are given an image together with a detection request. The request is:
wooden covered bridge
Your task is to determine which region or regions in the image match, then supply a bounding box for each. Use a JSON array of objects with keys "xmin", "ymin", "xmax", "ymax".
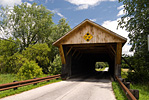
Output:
[{"xmin": 53, "ymin": 19, "xmax": 127, "ymax": 79}]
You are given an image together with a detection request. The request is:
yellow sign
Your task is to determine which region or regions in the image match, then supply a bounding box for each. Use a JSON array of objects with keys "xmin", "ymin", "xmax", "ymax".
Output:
[{"xmin": 83, "ymin": 32, "xmax": 93, "ymax": 42}]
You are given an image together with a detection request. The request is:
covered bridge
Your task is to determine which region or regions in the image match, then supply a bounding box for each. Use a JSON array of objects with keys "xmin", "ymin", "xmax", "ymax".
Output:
[{"xmin": 53, "ymin": 19, "xmax": 127, "ymax": 79}]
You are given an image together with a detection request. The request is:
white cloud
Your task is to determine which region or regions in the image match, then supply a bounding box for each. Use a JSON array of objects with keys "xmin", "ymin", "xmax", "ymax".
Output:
[
  {"xmin": 117, "ymin": 5, "xmax": 126, "ymax": 17},
  {"xmin": 65, "ymin": 0, "xmax": 116, "ymax": 10},
  {"xmin": 51, "ymin": 9, "xmax": 66, "ymax": 18},
  {"xmin": 90, "ymin": 18, "xmax": 97, "ymax": 22},
  {"xmin": 0, "ymin": 0, "xmax": 22, "ymax": 7},
  {"xmin": 102, "ymin": 19, "xmax": 134, "ymax": 55}
]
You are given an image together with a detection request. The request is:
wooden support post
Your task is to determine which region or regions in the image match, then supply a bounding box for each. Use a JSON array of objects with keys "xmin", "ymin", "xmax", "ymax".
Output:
[
  {"xmin": 115, "ymin": 43, "xmax": 122, "ymax": 76},
  {"xmin": 13, "ymin": 81, "xmax": 18, "ymax": 90},
  {"xmin": 129, "ymin": 89, "xmax": 139, "ymax": 99},
  {"xmin": 59, "ymin": 45, "xmax": 66, "ymax": 64},
  {"xmin": 116, "ymin": 43, "xmax": 122, "ymax": 64}
]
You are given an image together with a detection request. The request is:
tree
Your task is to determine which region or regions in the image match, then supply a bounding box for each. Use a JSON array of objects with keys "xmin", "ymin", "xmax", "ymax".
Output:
[
  {"xmin": 49, "ymin": 18, "xmax": 71, "ymax": 59},
  {"xmin": 118, "ymin": 0, "xmax": 149, "ymax": 83},
  {"xmin": 22, "ymin": 43, "xmax": 51, "ymax": 73},
  {"xmin": 0, "ymin": 3, "xmax": 54, "ymax": 50},
  {"xmin": 118, "ymin": 0, "xmax": 148, "ymax": 51},
  {"xmin": 0, "ymin": 37, "xmax": 20, "ymax": 56}
]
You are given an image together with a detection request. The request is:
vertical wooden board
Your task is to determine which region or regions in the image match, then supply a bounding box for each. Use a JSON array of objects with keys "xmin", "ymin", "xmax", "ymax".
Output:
[
  {"xmin": 61, "ymin": 23, "xmax": 124, "ymax": 45},
  {"xmin": 116, "ymin": 43, "xmax": 122, "ymax": 64},
  {"xmin": 59, "ymin": 45, "xmax": 66, "ymax": 64}
]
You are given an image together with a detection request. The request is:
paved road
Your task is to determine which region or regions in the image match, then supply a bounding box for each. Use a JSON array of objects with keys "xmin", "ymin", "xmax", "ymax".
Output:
[{"xmin": 1, "ymin": 77, "xmax": 116, "ymax": 100}]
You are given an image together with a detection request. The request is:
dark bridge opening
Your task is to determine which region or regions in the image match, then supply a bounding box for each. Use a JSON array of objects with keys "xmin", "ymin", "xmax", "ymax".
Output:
[{"xmin": 61, "ymin": 43, "xmax": 116, "ymax": 79}]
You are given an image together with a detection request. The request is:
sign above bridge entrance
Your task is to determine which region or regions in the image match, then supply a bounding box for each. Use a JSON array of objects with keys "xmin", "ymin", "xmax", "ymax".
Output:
[{"xmin": 83, "ymin": 32, "xmax": 93, "ymax": 42}]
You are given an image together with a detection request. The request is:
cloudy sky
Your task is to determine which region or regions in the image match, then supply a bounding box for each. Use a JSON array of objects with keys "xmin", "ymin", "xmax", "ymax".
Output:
[{"xmin": 0, "ymin": 0, "xmax": 134, "ymax": 55}]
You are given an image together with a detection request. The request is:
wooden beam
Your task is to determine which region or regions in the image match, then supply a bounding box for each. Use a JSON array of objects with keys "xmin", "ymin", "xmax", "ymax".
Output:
[
  {"xmin": 66, "ymin": 47, "xmax": 72, "ymax": 56},
  {"xmin": 77, "ymin": 54, "xmax": 82, "ymax": 61},
  {"xmin": 116, "ymin": 43, "xmax": 122, "ymax": 64},
  {"xmin": 72, "ymin": 49, "xmax": 76, "ymax": 56},
  {"xmin": 110, "ymin": 45, "xmax": 116, "ymax": 54},
  {"xmin": 75, "ymin": 51, "xmax": 80, "ymax": 59},
  {"xmin": 59, "ymin": 45, "xmax": 66, "ymax": 64}
]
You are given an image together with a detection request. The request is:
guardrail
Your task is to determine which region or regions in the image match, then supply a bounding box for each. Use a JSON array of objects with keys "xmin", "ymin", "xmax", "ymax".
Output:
[
  {"xmin": 0, "ymin": 74, "xmax": 61, "ymax": 91},
  {"xmin": 115, "ymin": 76, "xmax": 137, "ymax": 100}
]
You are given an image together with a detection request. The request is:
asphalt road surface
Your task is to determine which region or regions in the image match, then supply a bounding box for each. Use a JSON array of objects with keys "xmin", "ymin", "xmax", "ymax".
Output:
[{"xmin": 1, "ymin": 74, "xmax": 116, "ymax": 100}]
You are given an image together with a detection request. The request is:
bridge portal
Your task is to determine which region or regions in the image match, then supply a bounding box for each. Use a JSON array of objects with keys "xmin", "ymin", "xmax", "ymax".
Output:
[{"xmin": 53, "ymin": 19, "xmax": 127, "ymax": 79}]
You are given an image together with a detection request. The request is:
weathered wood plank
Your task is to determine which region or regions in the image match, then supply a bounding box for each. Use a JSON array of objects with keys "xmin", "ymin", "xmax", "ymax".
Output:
[
  {"xmin": 116, "ymin": 43, "xmax": 122, "ymax": 64},
  {"xmin": 59, "ymin": 45, "xmax": 66, "ymax": 64}
]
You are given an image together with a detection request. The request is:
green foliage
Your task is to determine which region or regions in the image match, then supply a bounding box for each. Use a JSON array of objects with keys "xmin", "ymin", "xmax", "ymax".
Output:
[
  {"xmin": 0, "ymin": 38, "xmax": 20, "ymax": 56},
  {"xmin": 17, "ymin": 61, "xmax": 43, "ymax": 80},
  {"xmin": 0, "ymin": 53, "xmax": 28, "ymax": 74},
  {"xmin": 131, "ymin": 83, "xmax": 149, "ymax": 100},
  {"xmin": 22, "ymin": 43, "xmax": 51, "ymax": 73},
  {"xmin": 49, "ymin": 54, "xmax": 62, "ymax": 75},
  {"xmin": 118, "ymin": 0, "xmax": 149, "ymax": 51},
  {"xmin": 0, "ymin": 74, "xmax": 18, "ymax": 84},
  {"xmin": 118, "ymin": 0, "xmax": 149, "ymax": 83},
  {"xmin": 0, "ymin": 3, "xmax": 54, "ymax": 50},
  {"xmin": 0, "ymin": 3, "xmax": 71, "ymax": 74},
  {"xmin": 112, "ymin": 82, "xmax": 128, "ymax": 100},
  {"xmin": 49, "ymin": 18, "xmax": 71, "ymax": 58},
  {"xmin": 95, "ymin": 62, "xmax": 109, "ymax": 69}
]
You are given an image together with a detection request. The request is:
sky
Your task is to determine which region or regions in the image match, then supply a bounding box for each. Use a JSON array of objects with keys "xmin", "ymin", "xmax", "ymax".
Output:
[{"xmin": 0, "ymin": 0, "xmax": 134, "ymax": 55}]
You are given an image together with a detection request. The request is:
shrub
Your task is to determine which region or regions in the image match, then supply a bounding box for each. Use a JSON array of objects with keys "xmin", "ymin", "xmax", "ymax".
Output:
[
  {"xmin": 22, "ymin": 43, "xmax": 51, "ymax": 73},
  {"xmin": 49, "ymin": 54, "xmax": 62, "ymax": 75},
  {"xmin": 17, "ymin": 61, "xmax": 43, "ymax": 80},
  {"xmin": 0, "ymin": 53, "xmax": 28, "ymax": 74}
]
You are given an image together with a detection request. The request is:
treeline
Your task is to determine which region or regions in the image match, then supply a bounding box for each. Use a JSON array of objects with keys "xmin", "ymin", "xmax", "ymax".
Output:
[{"xmin": 0, "ymin": 3, "xmax": 71, "ymax": 79}]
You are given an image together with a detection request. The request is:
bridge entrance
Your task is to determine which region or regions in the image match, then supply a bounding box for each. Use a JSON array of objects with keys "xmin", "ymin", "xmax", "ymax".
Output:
[{"xmin": 53, "ymin": 19, "xmax": 127, "ymax": 79}]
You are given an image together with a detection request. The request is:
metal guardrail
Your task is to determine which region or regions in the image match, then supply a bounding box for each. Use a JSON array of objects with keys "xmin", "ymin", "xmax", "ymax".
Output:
[
  {"xmin": 115, "ymin": 76, "xmax": 137, "ymax": 100},
  {"xmin": 0, "ymin": 74, "xmax": 61, "ymax": 91}
]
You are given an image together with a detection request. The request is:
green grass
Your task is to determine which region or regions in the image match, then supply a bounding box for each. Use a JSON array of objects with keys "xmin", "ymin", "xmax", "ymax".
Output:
[
  {"xmin": 113, "ymin": 69, "xmax": 149, "ymax": 100},
  {"xmin": 130, "ymin": 83, "xmax": 149, "ymax": 100},
  {"xmin": 112, "ymin": 82, "xmax": 128, "ymax": 100},
  {"xmin": 0, "ymin": 74, "xmax": 62, "ymax": 98},
  {"xmin": 0, "ymin": 74, "xmax": 19, "ymax": 84}
]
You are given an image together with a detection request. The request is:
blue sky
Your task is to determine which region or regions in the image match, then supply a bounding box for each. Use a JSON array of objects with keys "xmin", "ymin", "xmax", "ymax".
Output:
[{"xmin": 0, "ymin": 0, "xmax": 134, "ymax": 55}]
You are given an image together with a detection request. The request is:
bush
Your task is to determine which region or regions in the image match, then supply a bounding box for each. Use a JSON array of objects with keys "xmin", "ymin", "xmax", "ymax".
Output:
[
  {"xmin": 17, "ymin": 61, "xmax": 43, "ymax": 80},
  {"xmin": 49, "ymin": 55, "xmax": 62, "ymax": 75},
  {"xmin": 0, "ymin": 53, "xmax": 28, "ymax": 74},
  {"xmin": 22, "ymin": 43, "xmax": 51, "ymax": 73}
]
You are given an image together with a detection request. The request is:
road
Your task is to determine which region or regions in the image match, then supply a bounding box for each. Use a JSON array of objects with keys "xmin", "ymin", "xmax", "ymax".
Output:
[{"xmin": 1, "ymin": 76, "xmax": 116, "ymax": 100}]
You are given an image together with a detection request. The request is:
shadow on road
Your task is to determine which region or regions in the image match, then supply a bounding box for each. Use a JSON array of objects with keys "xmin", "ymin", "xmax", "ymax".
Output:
[{"xmin": 66, "ymin": 71, "xmax": 112, "ymax": 83}]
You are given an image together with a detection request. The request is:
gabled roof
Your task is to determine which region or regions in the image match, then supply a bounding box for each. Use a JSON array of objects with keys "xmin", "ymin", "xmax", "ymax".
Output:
[{"xmin": 53, "ymin": 19, "xmax": 127, "ymax": 47}]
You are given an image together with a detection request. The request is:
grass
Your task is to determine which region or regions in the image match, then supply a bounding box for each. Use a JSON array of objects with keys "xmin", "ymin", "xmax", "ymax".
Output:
[
  {"xmin": 131, "ymin": 83, "xmax": 149, "ymax": 100},
  {"xmin": 0, "ymin": 74, "xmax": 19, "ymax": 84},
  {"xmin": 112, "ymin": 81, "xmax": 128, "ymax": 100},
  {"xmin": 0, "ymin": 74, "xmax": 62, "ymax": 99},
  {"xmin": 113, "ymin": 68, "xmax": 149, "ymax": 100}
]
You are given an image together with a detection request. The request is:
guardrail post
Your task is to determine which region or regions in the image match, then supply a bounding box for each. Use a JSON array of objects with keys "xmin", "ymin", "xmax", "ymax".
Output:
[
  {"xmin": 123, "ymin": 82, "xmax": 130, "ymax": 89},
  {"xmin": 33, "ymin": 78, "xmax": 37, "ymax": 85},
  {"xmin": 129, "ymin": 89, "xmax": 139, "ymax": 99},
  {"xmin": 47, "ymin": 76, "xmax": 50, "ymax": 82},
  {"xmin": 13, "ymin": 81, "xmax": 18, "ymax": 90}
]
